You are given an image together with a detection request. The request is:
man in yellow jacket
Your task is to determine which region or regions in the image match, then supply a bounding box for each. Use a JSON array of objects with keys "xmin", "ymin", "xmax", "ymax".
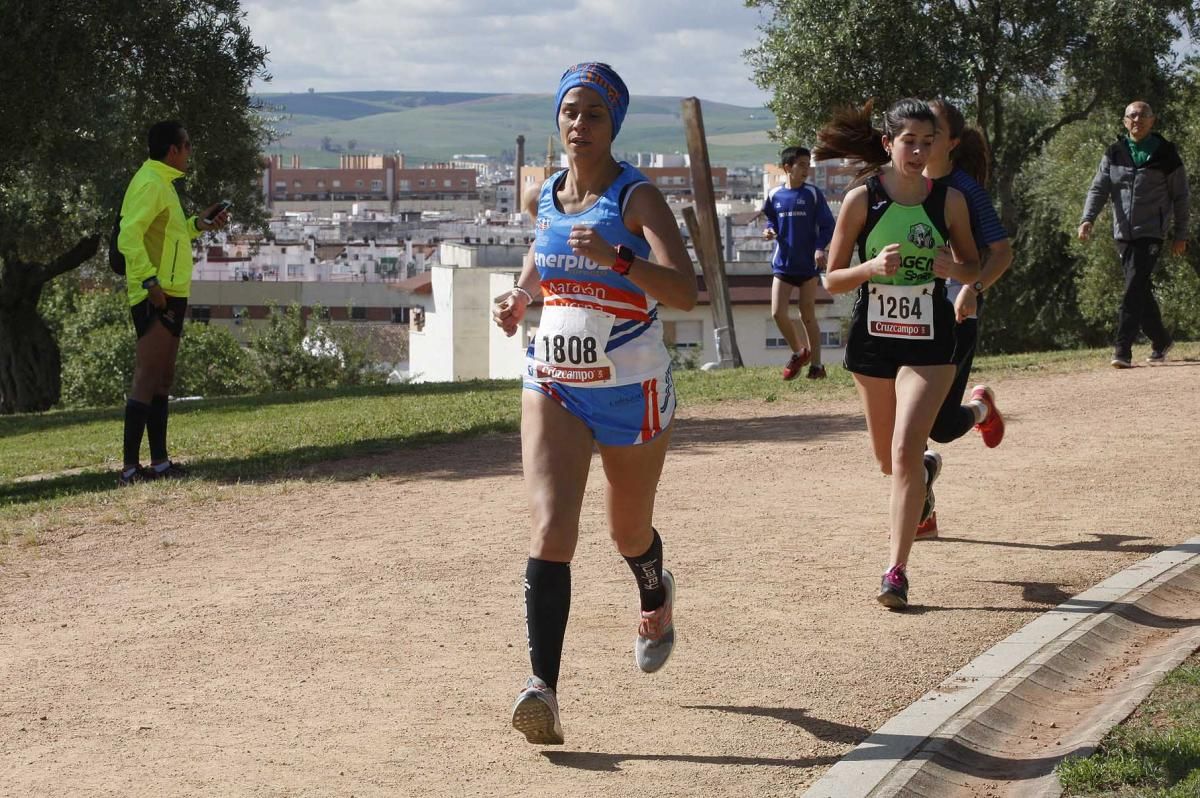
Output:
[{"xmin": 118, "ymin": 120, "xmax": 229, "ymax": 486}]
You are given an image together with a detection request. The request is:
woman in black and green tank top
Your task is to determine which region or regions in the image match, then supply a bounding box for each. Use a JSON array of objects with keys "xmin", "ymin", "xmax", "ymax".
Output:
[{"xmin": 814, "ymin": 99, "xmax": 981, "ymax": 609}]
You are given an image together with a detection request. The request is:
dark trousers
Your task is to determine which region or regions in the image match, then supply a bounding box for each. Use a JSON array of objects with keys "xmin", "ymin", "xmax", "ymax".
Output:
[{"xmin": 1114, "ymin": 238, "xmax": 1170, "ymax": 357}]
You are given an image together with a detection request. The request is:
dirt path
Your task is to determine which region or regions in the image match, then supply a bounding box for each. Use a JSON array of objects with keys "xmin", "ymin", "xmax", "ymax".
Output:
[{"xmin": 2, "ymin": 364, "xmax": 1199, "ymax": 797}]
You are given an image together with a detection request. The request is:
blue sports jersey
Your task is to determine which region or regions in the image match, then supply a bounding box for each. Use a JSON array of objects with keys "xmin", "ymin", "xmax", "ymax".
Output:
[
  {"xmin": 527, "ymin": 162, "xmax": 668, "ymax": 386},
  {"xmin": 935, "ymin": 168, "xmax": 1008, "ymax": 315},
  {"xmin": 937, "ymin": 167, "xmax": 1007, "ymax": 284},
  {"xmin": 761, "ymin": 183, "xmax": 835, "ymax": 277}
]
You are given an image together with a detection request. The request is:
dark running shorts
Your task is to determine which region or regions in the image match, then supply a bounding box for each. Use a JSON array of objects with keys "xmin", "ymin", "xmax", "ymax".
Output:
[
  {"xmin": 774, "ymin": 272, "xmax": 818, "ymax": 289},
  {"xmin": 131, "ymin": 296, "xmax": 189, "ymax": 339},
  {"xmin": 843, "ymin": 282, "xmax": 956, "ymax": 379}
]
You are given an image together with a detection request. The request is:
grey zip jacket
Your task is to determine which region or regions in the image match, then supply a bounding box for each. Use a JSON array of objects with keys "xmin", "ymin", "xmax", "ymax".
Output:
[{"xmin": 1081, "ymin": 133, "xmax": 1189, "ymax": 242}]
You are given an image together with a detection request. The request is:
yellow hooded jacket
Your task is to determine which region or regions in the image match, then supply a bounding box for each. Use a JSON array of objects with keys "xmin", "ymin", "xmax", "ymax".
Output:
[{"xmin": 118, "ymin": 159, "xmax": 204, "ymax": 306}]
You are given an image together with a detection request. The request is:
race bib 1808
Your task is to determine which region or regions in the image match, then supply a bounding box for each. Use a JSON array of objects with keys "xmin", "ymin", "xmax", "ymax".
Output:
[
  {"xmin": 529, "ymin": 305, "xmax": 617, "ymax": 385},
  {"xmin": 867, "ymin": 282, "xmax": 935, "ymax": 340}
]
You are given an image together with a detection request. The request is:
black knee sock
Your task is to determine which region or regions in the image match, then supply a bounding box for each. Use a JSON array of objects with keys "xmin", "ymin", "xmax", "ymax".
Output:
[
  {"xmin": 525, "ymin": 558, "xmax": 571, "ymax": 692},
  {"xmin": 623, "ymin": 528, "xmax": 666, "ymax": 612},
  {"xmin": 147, "ymin": 394, "xmax": 169, "ymax": 463},
  {"xmin": 123, "ymin": 399, "xmax": 150, "ymax": 468}
]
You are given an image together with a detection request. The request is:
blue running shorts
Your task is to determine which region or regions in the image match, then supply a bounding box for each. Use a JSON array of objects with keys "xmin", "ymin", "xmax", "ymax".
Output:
[{"xmin": 523, "ymin": 368, "xmax": 675, "ymax": 446}]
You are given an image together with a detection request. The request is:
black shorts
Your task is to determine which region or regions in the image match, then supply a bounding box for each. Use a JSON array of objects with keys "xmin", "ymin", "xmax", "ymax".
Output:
[
  {"xmin": 843, "ymin": 281, "xmax": 955, "ymax": 379},
  {"xmin": 131, "ymin": 296, "xmax": 189, "ymax": 339},
  {"xmin": 774, "ymin": 272, "xmax": 818, "ymax": 289}
]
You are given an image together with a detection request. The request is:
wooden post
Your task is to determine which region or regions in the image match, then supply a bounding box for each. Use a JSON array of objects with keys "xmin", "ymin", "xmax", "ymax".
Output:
[{"xmin": 681, "ymin": 97, "xmax": 742, "ymax": 367}]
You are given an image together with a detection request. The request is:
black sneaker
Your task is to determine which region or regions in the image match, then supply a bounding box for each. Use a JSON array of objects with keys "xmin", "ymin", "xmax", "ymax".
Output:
[
  {"xmin": 806, "ymin": 364, "xmax": 828, "ymax": 380},
  {"xmin": 117, "ymin": 466, "xmax": 152, "ymax": 487},
  {"xmin": 920, "ymin": 450, "xmax": 942, "ymax": 525},
  {"xmin": 149, "ymin": 461, "xmax": 189, "ymax": 480},
  {"xmin": 1147, "ymin": 341, "xmax": 1174, "ymax": 363},
  {"xmin": 1111, "ymin": 353, "xmax": 1133, "ymax": 369},
  {"xmin": 877, "ymin": 565, "xmax": 909, "ymax": 610}
]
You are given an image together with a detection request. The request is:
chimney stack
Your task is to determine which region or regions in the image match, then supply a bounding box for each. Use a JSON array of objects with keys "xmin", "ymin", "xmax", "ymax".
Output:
[{"xmin": 515, "ymin": 135, "xmax": 526, "ymax": 213}]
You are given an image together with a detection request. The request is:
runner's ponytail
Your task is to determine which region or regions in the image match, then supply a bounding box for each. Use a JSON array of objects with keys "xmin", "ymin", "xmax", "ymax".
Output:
[{"xmin": 928, "ymin": 99, "xmax": 991, "ymax": 186}]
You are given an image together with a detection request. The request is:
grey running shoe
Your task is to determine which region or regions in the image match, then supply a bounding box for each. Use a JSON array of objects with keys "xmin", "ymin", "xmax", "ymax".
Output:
[
  {"xmin": 149, "ymin": 460, "xmax": 189, "ymax": 480},
  {"xmin": 1147, "ymin": 341, "xmax": 1174, "ymax": 363},
  {"xmin": 117, "ymin": 466, "xmax": 152, "ymax": 487},
  {"xmin": 920, "ymin": 450, "xmax": 942, "ymax": 526},
  {"xmin": 511, "ymin": 676, "xmax": 563, "ymax": 745},
  {"xmin": 635, "ymin": 568, "xmax": 675, "ymax": 673}
]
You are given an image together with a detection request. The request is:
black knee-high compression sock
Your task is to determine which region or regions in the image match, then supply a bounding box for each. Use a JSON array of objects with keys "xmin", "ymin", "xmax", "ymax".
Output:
[
  {"xmin": 123, "ymin": 399, "xmax": 150, "ymax": 468},
  {"xmin": 524, "ymin": 558, "xmax": 571, "ymax": 692},
  {"xmin": 623, "ymin": 528, "xmax": 666, "ymax": 612},
  {"xmin": 147, "ymin": 394, "xmax": 169, "ymax": 463}
]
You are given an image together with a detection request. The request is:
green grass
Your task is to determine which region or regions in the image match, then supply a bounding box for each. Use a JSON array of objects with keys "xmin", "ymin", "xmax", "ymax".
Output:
[
  {"xmin": 1, "ymin": 343, "xmax": 1195, "ymax": 536},
  {"xmin": 1058, "ymin": 653, "xmax": 1200, "ymax": 797}
]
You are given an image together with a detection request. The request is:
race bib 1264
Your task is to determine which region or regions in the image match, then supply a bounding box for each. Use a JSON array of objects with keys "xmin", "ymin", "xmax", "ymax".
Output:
[{"xmin": 867, "ymin": 282, "xmax": 935, "ymax": 340}]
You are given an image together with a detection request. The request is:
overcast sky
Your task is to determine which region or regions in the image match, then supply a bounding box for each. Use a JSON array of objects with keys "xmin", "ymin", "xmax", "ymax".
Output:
[{"xmin": 243, "ymin": 0, "xmax": 773, "ymax": 107}]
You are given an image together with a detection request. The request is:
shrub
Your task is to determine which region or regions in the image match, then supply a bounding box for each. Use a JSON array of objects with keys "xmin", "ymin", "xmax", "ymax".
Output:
[{"xmin": 174, "ymin": 322, "xmax": 255, "ymax": 397}]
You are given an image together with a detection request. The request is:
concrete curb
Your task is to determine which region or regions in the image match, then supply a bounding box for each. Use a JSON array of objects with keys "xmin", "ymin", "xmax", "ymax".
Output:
[{"xmin": 802, "ymin": 536, "xmax": 1200, "ymax": 798}]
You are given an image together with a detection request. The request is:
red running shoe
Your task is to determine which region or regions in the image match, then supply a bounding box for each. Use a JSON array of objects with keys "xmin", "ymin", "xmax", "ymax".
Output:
[
  {"xmin": 915, "ymin": 511, "xmax": 938, "ymax": 541},
  {"xmin": 782, "ymin": 348, "xmax": 811, "ymax": 380},
  {"xmin": 971, "ymin": 385, "xmax": 1005, "ymax": 448}
]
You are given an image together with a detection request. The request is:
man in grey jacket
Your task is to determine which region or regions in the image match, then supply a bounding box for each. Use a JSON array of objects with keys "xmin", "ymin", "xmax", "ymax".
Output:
[{"xmin": 1079, "ymin": 100, "xmax": 1189, "ymax": 368}]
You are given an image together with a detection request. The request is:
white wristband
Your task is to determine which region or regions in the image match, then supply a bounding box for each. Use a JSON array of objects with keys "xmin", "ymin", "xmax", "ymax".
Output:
[{"xmin": 512, "ymin": 286, "xmax": 534, "ymax": 304}]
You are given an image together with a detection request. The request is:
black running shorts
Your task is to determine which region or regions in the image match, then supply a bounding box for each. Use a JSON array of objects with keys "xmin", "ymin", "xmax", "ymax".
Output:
[
  {"xmin": 843, "ymin": 281, "xmax": 955, "ymax": 379},
  {"xmin": 131, "ymin": 296, "xmax": 189, "ymax": 339}
]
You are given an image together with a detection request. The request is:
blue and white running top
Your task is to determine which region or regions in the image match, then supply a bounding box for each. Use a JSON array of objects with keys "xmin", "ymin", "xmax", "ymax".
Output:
[{"xmin": 527, "ymin": 162, "xmax": 668, "ymax": 387}]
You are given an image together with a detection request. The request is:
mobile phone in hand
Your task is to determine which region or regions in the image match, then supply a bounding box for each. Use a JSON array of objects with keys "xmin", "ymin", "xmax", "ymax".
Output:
[{"xmin": 204, "ymin": 200, "xmax": 233, "ymax": 224}]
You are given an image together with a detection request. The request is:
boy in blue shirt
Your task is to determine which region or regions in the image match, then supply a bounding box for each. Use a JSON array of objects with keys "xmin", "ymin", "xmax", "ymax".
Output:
[{"xmin": 763, "ymin": 146, "xmax": 836, "ymax": 379}]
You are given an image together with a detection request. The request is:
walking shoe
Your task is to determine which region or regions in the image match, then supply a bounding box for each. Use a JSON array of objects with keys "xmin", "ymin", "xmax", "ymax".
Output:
[
  {"xmin": 117, "ymin": 466, "xmax": 152, "ymax": 487},
  {"xmin": 781, "ymin": 348, "xmax": 811, "ymax": 380},
  {"xmin": 149, "ymin": 460, "xmax": 189, "ymax": 480},
  {"xmin": 806, "ymin": 364, "xmax": 827, "ymax": 380},
  {"xmin": 635, "ymin": 568, "xmax": 675, "ymax": 673},
  {"xmin": 970, "ymin": 385, "xmax": 1005, "ymax": 448},
  {"xmin": 915, "ymin": 511, "xmax": 938, "ymax": 541},
  {"xmin": 1147, "ymin": 341, "xmax": 1174, "ymax": 363},
  {"xmin": 877, "ymin": 564, "xmax": 909, "ymax": 609},
  {"xmin": 920, "ymin": 450, "xmax": 941, "ymax": 526},
  {"xmin": 1111, "ymin": 354, "xmax": 1133, "ymax": 369},
  {"xmin": 511, "ymin": 676, "xmax": 564, "ymax": 745}
]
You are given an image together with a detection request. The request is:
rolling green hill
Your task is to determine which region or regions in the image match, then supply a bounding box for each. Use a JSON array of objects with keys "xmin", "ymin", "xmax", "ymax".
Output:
[{"xmin": 258, "ymin": 90, "xmax": 779, "ymax": 167}]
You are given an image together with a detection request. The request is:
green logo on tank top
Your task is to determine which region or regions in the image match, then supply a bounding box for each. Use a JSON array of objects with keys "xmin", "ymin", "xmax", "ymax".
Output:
[{"xmin": 907, "ymin": 223, "xmax": 935, "ymax": 250}]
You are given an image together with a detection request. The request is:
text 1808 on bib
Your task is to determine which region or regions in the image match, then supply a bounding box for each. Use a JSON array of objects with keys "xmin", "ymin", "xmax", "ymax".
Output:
[
  {"xmin": 530, "ymin": 305, "xmax": 617, "ymax": 385},
  {"xmin": 867, "ymin": 283, "xmax": 935, "ymax": 340}
]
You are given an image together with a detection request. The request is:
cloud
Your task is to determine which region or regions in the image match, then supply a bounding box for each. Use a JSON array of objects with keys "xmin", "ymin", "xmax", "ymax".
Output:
[{"xmin": 243, "ymin": 0, "xmax": 772, "ymax": 106}]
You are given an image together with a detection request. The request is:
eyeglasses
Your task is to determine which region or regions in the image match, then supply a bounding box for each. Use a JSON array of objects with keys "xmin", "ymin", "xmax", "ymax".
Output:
[{"xmin": 1124, "ymin": 112, "xmax": 1153, "ymax": 120}]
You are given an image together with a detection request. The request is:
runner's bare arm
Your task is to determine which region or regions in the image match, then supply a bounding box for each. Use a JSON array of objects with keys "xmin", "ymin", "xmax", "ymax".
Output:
[
  {"xmin": 940, "ymin": 188, "xmax": 980, "ymax": 284},
  {"xmin": 823, "ymin": 185, "xmax": 895, "ymax": 293},
  {"xmin": 493, "ymin": 186, "xmax": 543, "ymax": 336},
  {"xmin": 566, "ymin": 183, "xmax": 697, "ymax": 310}
]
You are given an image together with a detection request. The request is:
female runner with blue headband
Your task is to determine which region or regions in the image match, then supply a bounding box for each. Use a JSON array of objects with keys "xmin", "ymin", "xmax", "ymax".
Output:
[{"xmin": 493, "ymin": 62, "xmax": 697, "ymax": 745}]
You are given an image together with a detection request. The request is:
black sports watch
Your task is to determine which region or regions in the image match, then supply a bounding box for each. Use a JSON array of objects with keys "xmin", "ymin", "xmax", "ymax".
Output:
[
  {"xmin": 142, "ymin": 276, "xmax": 160, "ymax": 290},
  {"xmin": 971, "ymin": 280, "xmax": 985, "ymax": 295},
  {"xmin": 612, "ymin": 244, "xmax": 636, "ymax": 276}
]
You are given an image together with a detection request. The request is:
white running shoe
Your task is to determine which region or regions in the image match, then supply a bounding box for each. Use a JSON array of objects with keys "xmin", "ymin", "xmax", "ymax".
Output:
[
  {"xmin": 635, "ymin": 568, "xmax": 676, "ymax": 673},
  {"xmin": 511, "ymin": 676, "xmax": 564, "ymax": 745}
]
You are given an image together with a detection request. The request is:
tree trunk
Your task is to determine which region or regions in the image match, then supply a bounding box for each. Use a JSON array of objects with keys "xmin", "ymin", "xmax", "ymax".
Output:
[
  {"xmin": 0, "ymin": 234, "xmax": 100, "ymax": 413},
  {"xmin": 0, "ymin": 291, "xmax": 60, "ymax": 414}
]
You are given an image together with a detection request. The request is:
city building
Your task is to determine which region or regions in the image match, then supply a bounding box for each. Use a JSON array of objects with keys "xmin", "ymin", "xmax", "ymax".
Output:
[{"xmin": 262, "ymin": 154, "xmax": 479, "ymax": 214}]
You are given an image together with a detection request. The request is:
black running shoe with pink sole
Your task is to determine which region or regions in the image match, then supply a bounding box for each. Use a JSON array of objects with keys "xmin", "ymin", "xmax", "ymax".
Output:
[{"xmin": 877, "ymin": 565, "xmax": 909, "ymax": 610}]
